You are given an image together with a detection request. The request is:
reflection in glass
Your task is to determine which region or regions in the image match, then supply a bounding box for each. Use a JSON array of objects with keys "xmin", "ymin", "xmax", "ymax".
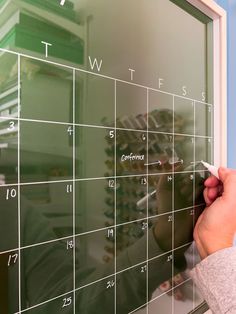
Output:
[
  {"xmin": 148, "ymin": 132, "xmax": 174, "ymax": 174},
  {"xmin": 174, "ymin": 135, "xmax": 194, "ymax": 167},
  {"xmin": 116, "ymin": 264, "xmax": 147, "ymax": 314},
  {"xmin": 174, "ymin": 173, "xmax": 193, "ymax": 210},
  {"xmin": 0, "ymin": 0, "xmax": 213, "ymax": 313},
  {"xmin": 0, "ymin": 118, "xmax": 18, "ymax": 183},
  {"xmin": 116, "ymin": 176, "xmax": 147, "ymax": 224},
  {"xmin": 116, "ymin": 221, "xmax": 147, "ymax": 272},
  {"xmin": 150, "ymin": 174, "xmax": 173, "ymax": 216},
  {"xmin": 148, "ymin": 292, "xmax": 172, "ymax": 314},
  {"xmin": 149, "ymin": 215, "xmax": 172, "ymax": 259},
  {"xmin": 0, "ymin": 1, "xmax": 83, "ymax": 65},
  {"xmin": 195, "ymin": 137, "xmax": 213, "ymax": 164},
  {"xmin": 0, "ymin": 52, "xmax": 18, "ymax": 183},
  {"xmin": 21, "ymin": 57, "xmax": 73, "ymax": 123},
  {"xmin": 174, "ymin": 98, "xmax": 194, "ymax": 135},
  {"xmin": 75, "ymin": 229, "xmax": 115, "ymax": 288},
  {"xmin": 76, "ymin": 277, "xmax": 115, "ymax": 313},
  {"xmin": 76, "ymin": 126, "xmax": 114, "ymax": 179},
  {"xmin": 148, "ymin": 253, "xmax": 173, "ymax": 312},
  {"xmin": 0, "ymin": 185, "xmax": 18, "ymax": 252},
  {"xmin": 174, "ymin": 209, "xmax": 194, "ymax": 249},
  {"xmin": 0, "ymin": 250, "xmax": 19, "ymax": 314},
  {"xmin": 76, "ymin": 178, "xmax": 114, "ymax": 233}
]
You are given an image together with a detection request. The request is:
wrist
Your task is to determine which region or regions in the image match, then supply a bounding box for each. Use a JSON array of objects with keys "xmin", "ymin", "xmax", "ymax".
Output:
[{"xmin": 195, "ymin": 233, "xmax": 234, "ymax": 259}]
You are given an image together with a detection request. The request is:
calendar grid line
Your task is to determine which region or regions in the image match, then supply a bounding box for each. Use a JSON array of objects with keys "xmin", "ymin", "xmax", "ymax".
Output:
[
  {"xmin": 146, "ymin": 87, "xmax": 149, "ymax": 314},
  {"xmin": 0, "ymin": 203, "xmax": 205, "ymax": 258},
  {"xmin": 0, "ymin": 115, "xmax": 213, "ymax": 139},
  {"xmin": 172, "ymin": 95, "xmax": 175, "ymax": 314},
  {"xmin": 0, "ymin": 1, "xmax": 218, "ymax": 313},
  {"xmin": 128, "ymin": 278, "xmax": 192, "ymax": 314},
  {"xmin": 0, "ymin": 44, "xmax": 211, "ymax": 314},
  {"xmin": 72, "ymin": 68, "xmax": 76, "ymax": 314},
  {"xmin": 0, "ymin": 47, "xmax": 213, "ymax": 106},
  {"xmin": 0, "ymin": 169, "xmax": 209, "ymax": 188},
  {"xmin": 193, "ymin": 100, "xmax": 196, "ymax": 310},
  {"xmin": 114, "ymin": 79, "xmax": 117, "ymax": 314},
  {"xmin": 13, "ymin": 275, "xmax": 193, "ymax": 314},
  {"xmin": 17, "ymin": 54, "xmax": 22, "ymax": 314},
  {"xmin": 12, "ymin": 241, "xmax": 192, "ymax": 314}
]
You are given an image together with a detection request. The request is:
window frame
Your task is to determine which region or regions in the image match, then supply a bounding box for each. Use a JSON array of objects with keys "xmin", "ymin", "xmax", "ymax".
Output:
[{"xmin": 187, "ymin": 0, "xmax": 227, "ymax": 168}]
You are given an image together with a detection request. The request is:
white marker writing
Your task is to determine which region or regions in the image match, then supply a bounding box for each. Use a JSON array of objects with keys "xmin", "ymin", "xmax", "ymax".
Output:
[{"xmin": 41, "ymin": 41, "xmax": 52, "ymax": 57}]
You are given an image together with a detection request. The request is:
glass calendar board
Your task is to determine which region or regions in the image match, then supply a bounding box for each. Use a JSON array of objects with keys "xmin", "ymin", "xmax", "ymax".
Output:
[{"xmin": 0, "ymin": 0, "xmax": 214, "ymax": 313}]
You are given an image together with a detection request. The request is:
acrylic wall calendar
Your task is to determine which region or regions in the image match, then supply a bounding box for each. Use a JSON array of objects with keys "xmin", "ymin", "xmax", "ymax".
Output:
[{"xmin": 0, "ymin": 0, "xmax": 227, "ymax": 314}]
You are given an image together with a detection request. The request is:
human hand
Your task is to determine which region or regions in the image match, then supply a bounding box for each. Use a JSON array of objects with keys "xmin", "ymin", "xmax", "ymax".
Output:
[{"xmin": 193, "ymin": 167, "xmax": 236, "ymax": 259}]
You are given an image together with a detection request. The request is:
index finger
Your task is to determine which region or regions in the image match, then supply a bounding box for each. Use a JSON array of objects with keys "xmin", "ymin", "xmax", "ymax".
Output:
[{"xmin": 204, "ymin": 175, "xmax": 220, "ymax": 188}]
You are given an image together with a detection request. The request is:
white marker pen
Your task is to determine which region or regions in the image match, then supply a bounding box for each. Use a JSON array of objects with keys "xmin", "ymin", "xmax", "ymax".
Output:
[
  {"xmin": 201, "ymin": 161, "xmax": 220, "ymax": 179},
  {"xmin": 136, "ymin": 190, "xmax": 156, "ymax": 209}
]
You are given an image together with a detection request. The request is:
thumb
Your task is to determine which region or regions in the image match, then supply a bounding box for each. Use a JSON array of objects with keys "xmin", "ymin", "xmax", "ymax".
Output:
[
  {"xmin": 218, "ymin": 167, "xmax": 232, "ymax": 183},
  {"xmin": 218, "ymin": 167, "xmax": 236, "ymax": 198}
]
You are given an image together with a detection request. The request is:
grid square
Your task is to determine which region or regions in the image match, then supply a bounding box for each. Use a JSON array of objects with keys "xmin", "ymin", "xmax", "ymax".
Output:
[
  {"xmin": 116, "ymin": 129, "xmax": 147, "ymax": 177},
  {"xmin": 148, "ymin": 90, "xmax": 173, "ymax": 133},
  {"xmin": 75, "ymin": 72, "xmax": 115, "ymax": 127},
  {"xmin": 116, "ymin": 263, "xmax": 147, "ymax": 314},
  {"xmin": 76, "ymin": 126, "xmax": 114, "ymax": 179},
  {"xmin": 21, "ymin": 181, "xmax": 73, "ymax": 246},
  {"xmin": 21, "ymin": 240, "xmax": 73, "ymax": 310},
  {"xmin": 116, "ymin": 221, "xmax": 147, "ymax": 272},
  {"xmin": 75, "ymin": 276, "xmax": 115, "ymax": 313},
  {"xmin": 149, "ymin": 214, "xmax": 172, "ymax": 259},
  {"xmin": 195, "ymin": 172, "xmax": 208, "ymax": 206},
  {"xmin": 150, "ymin": 174, "xmax": 173, "ymax": 217},
  {"xmin": 148, "ymin": 253, "xmax": 173, "ymax": 302},
  {"xmin": 76, "ymin": 178, "xmax": 114, "ymax": 233},
  {"xmin": 23, "ymin": 293, "xmax": 73, "ymax": 313},
  {"xmin": 174, "ymin": 173, "xmax": 194, "ymax": 210},
  {"xmin": 195, "ymin": 137, "xmax": 213, "ymax": 164},
  {"xmin": 174, "ymin": 98, "xmax": 194, "ymax": 135},
  {"xmin": 116, "ymin": 82, "xmax": 147, "ymax": 130},
  {"xmin": 148, "ymin": 132, "xmax": 173, "ymax": 174},
  {"xmin": 0, "ymin": 250, "xmax": 19, "ymax": 314},
  {"xmin": 173, "ymin": 246, "xmax": 189, "ymax": 276},
  {"xmin": 195, "ymin": 102, "xmax": 212, "ymax": 137},
  {"xmin": 0, "ymin": 117, "xmax": 18, "ymax": 184},
  {"xmin": 75, "ymin": 229, "xmax": 115, "ymax": 289},
  {"xmin": 20, "ymin": 121, "xmax": 73, "ymax": 183},
  {"xmin": 174, "ymin": 135, "xmax": 194, "ymax": 167},
  {"xmin": 174, "ymin": 208, "xmax": 194, "ymax": 249},
  {"xmin": 173, "ymin": 279, "xmax": 194, "ymax": 313},
  {"xmin": 0, "ymin": 52, "xmax": 18, "ymax": 118},
  {"xmin": 148, "ymin": 292, "xmax": 172, "ymax": 314},
  {"xmin": 116, "ymin": 176, "xmax": 147, "ymax": 224},
  {"xmin": 20, "ymin": 57, "xmax": 73, "ymax": 123},
  {"xmin": 0, "ymin": 185, "xmax": 18, "ymax": 253}
]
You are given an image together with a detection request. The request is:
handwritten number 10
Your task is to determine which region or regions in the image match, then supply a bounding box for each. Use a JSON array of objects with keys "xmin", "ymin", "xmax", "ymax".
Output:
[{"xmin": 6, "ymin": 189, "xmax": 17, "ymax": 200}]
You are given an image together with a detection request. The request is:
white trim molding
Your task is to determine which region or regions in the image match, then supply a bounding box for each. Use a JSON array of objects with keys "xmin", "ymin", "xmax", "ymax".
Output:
[{"xmin": 188, "ymin": 0, "xmax": 227, "ymax": 167}]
